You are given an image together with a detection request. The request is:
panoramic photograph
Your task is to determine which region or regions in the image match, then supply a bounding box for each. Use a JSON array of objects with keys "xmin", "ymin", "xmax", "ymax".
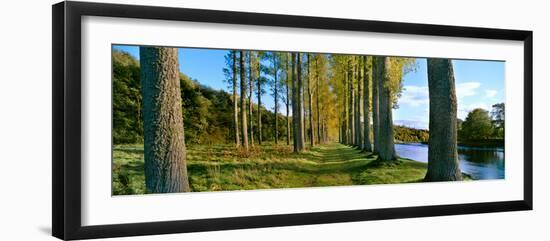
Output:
[{"xmin": 111, "ymin": 45, "xmax": 505, "ymax": 195}]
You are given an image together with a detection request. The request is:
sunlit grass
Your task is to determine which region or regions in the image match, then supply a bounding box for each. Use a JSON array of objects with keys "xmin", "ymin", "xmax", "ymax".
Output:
[{"xmin": 112, "ymin": 142, "xmax": 430, "ymax": 195}]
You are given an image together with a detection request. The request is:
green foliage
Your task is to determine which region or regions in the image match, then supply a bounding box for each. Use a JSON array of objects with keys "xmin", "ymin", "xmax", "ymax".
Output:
[
  {"xmin": 459, "ymin": 108, "xmax": 494, "ymax": 140},
  {"xmin": 112, "ymin": 49, "xmax": 289, "ymax": 145},
  {"xmin": 222, "ymin": 50, "xmax": 238, "ymax": 88},
  {"xmin": 180, "ymin": 74, "xmax": 234, "ymax": 144},
  {"xmin": 491, "ymin": 103, "xmax": 505, "ymax": 138},
  {"xmin": 112, "ymin": 51, "xmax": 143, "ymax": 144},
  {"xmin": 394, "ymin": 125, "xmax": 429, "ymax": 143},
  {"xmin": 458, "ymin": 105, "xmax": 505, "ymax": 142},
  {"xmin": 388, "ymin": 57, "xmax": 417, "ymax": 109}
]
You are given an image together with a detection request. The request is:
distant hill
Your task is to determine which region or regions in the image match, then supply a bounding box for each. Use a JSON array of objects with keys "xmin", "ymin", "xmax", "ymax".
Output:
[
  {"xmin": 394, "ymin": 120, "xmax": 428, "ymax": 130},
  {"xmin": 394, "ymin": 125, "xmax": 429, "ymax": 143}
]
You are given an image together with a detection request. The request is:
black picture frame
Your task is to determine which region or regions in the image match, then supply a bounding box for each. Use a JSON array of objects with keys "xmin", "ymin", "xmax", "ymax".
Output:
[{"xmin": 52, "ymin": 1, "xmax": 533, "ymax": 240}]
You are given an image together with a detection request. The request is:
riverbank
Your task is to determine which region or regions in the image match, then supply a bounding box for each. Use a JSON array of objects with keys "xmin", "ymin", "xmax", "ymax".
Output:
[
  {"xmin": 395, "ymin": 142, "xmax": 504, "ymax": 179},
  {"xmin": 458, "ymin": 139, "xmax": 504, "ymax": 148},
  {"xmin": 417, "ymin": 139, "xmax": 504, "ymax": 148},
  {"xmin": 113, "ymin": 142, "xmax": 434, "ymax": 195}
]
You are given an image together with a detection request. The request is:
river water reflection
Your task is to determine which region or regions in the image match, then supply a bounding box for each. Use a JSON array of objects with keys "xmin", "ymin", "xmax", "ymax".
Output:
[{"xmin": 395, "ymin": 143, "xmax": 504, "ymax": 180}]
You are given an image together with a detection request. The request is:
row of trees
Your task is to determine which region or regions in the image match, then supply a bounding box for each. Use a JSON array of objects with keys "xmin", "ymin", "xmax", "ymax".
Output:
[
  {"xmin": 331, "ymin": 55, "xmax": 464, "ymax": 181},
  {"xmin": 135, "ymin": 46, "xmax": 482, "ymax": 192},
  {"xmin": 224, "ymin": 51, "xmax": 334, "ymax": 153},
  {"xmin": 331, "ymin": 55, "xmax": 415, "ymax": 160},
  {"xmin": 113, "ymin": 49, "xmax": 429, "ymax": 147},
  {"xmin": 138, "ymin": 48, "xmax": 338, "ymax": 192},
  {"xmin": 114, "ymin": 50, "xmax": 292, "ymax": 146},
  {"xmin": 223, "ymin": 51, "xmax": 466, "ymax": 181}
]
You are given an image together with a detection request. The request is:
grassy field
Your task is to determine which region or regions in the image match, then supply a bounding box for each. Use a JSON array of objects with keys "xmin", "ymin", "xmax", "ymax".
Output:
[{"xmin": 112, "ymin": 142, "xmax": 430, "ymax": 195}]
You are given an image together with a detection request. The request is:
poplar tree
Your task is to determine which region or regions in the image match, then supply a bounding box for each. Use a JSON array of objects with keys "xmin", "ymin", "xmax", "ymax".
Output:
[
  {"xmin": 376, "ymin": 56, "xmax": 397, "ymax": 161},
  {"xmin": 248, "ymin": 51, "xmax": 255, "ymax": 146},
  {"xmin": 140, "ymin": 46, "xmax": 190, "ymax": 193},
  {"xmin": 363, "ymin": 56, "xmax": 373, "ymax": 152},
  {"xmin": 425, "ymin": 58, "xmax": 462, "ymax": 181},
  {"xmin": 239, "ymin": 51, "xmax": 249, "ymax": 151}
]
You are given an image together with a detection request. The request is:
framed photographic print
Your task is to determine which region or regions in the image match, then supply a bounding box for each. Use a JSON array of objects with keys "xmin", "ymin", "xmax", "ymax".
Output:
[{"xmin": 52, "ymin": 1, "xmax": 533, "ymax": 240}]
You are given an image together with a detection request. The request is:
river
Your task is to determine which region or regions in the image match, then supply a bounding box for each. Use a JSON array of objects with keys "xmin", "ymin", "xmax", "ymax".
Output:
[{"xmin": 395, "ymin": 143, "xmax": 505, "ymax": 180}]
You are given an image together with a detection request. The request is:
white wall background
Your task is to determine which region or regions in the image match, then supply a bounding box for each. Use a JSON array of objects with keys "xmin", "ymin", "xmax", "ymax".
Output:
[{"xmin": 0, "ymin": 0, "xmax": 547, "ymax": 240}]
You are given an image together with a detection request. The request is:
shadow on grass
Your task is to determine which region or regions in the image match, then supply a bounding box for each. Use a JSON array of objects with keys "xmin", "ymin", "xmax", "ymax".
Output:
[{"xmin": 112, "ymin": 142, "xmax": 430, "ymax": 194}]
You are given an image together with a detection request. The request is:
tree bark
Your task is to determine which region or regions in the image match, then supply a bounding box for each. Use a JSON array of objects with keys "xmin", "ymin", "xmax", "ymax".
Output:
[
  {"xmin": 363, "ymin": 56, "xmax": 373, "ymax": 152},
  {"xmin": 140, "ymin": 47, "xmax": 190, "ymax": 193},
  {"xmin": 274, "ymin": 53, "xmax": 279, "ymax": 144},
  {"xmin": 307, "ymin": 54, "xmax": 315, "ymax": 147},
  {"xmin": 425, "ymin": 58, "xmax": 462, "ymax": 181},
  {"xmin": 376, "ymin": 56, "xmax": 397, "ymax": 161},
  {"xmin": 286, "ymin": 53, "xmax": 291, "ymax": 145},
  {"xmin": 248, "ymin": 51, "xmax": 254, "ymax": 146},
  {"xmin": 292, "ymin": 53, "xmax": 298, "ymax": 152},
  {"xmin": 372, "ymin": 57, "xmax": 380, "ymax": 154},
  {"xmin": 232, "ymin": 51, "xmax": 240, "ymax": 147},
  {"xmin": 338, "ymin": 115, "xmax": 342, "ymax": 143},
  {"xmin": 297, "ymin": 53, "xmax": 304, "ymax": 151},
  {"xmin": 315, "ymin": 57, "xmax": 322, "ymax": 145},
  {"xmin": 239, "ymin": 51, "xmax": 249, "ymax": 151},
  {"xmin": 348, "ymin": 59, "xmax": 354, "ymax": 146},
  {"xmin": 257, "ymin": 57, "xmax": 262, "ymax": 145},
  {"xmin": 356, "ymin": 57, "xmax": 362, "ymax": 148},
  {"xmin": 291, "ymin": 53, "xmax": 303, "ymax": 152},
  {"xmin": 343, "ymin": 67, "xmax": 348, "ymax": 145}
]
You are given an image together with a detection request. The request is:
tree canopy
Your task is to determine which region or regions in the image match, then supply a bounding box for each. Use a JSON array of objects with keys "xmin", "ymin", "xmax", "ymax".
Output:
[{"xmin": 459, "ymin": 108, "xmax": 494, "ymax": 140}]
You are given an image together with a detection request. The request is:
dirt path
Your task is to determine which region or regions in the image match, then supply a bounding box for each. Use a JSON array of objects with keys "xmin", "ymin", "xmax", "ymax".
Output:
[
  {"xmin": 305, "ymin": 143, "xmax": 374, "ymax": 186},
  {"xmin": 315, "ymin": 142, "xmax": 370, "ymax": 162}
]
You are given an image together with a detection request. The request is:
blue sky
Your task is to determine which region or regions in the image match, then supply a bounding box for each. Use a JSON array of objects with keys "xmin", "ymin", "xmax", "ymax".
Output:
[
  {"xmin": 114, "ymin": 45, "xmax": 281, "ymax": 115},
  {"xmin": 394, "ymin": 58, "xmax": 505, "ymax": 129},
  {"xmin": 114, "ymin": 45, "xmax": 505, "ymax": 130}
]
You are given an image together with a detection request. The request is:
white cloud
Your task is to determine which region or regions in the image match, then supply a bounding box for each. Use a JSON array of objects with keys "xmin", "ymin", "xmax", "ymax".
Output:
[
  {"xmin": 485, "ymin": 89, "xmax": 497, "ymax": 98},
  {"xmin": 455, "ymin": 82, "xmax": 483, "ymax": 119},
  {"xmin": 398, "ymin": 85, "xmax": 429, "ymax": 107},
  {"xmin": 398, "ymin": 81, "xmax": 493, "ymax": 121},
  {"xmin": 399, "ymin": 82, "xmax": 481, "ymax": 108},
  {"xmin": 456, "ymin": 82, "xmax": 481, "ymax": 99}
]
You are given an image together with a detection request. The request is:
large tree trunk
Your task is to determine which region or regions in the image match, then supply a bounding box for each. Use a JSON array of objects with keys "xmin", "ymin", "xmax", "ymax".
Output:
[
  {"xmin": 297, "ymin": 53, "xmax": 304, "ymax": 151},
  {"xmin": 307, "ymin": 54, "xmax": 315, "ymax": 147},
  {"xmin": 232, "ymin": 51, "xmax": 240, "ymax": 147},
  {"xmin": 140, "ymin": 47, "xmax": 190, "ymax": 193},
  {"xmin": 239, "ymin": 51, "xmax": 249, "ymax": 151},
  {"xmin": 248, "ymin": 51, "xmax": 254, "ymax": 146},
  {"xmin": 286, "ymin": 53, "xmax": 291, "ymax": 146},
  {"xmin": 363, "ymin": 56, "xmax": 373, "ymax": 152},
  {"xmin": 376, "ymin": 57, "xmax": 397, "ymax": 161},
  {"xmin": 291, "ymin": 53, "xmax": 298, "ymax": 152},
  {"xmin": 291, "ymin": 53, "xmax": 303, "ymax": 152},
  {"xmin": 300, "ymin": 55, "xmax": 306, "ymax": 147},
  {"xmin": 372, "ymin": 56, "xmax": 380, "ymax": 154},
  {"xmin": 347, "ymin": 59, "xmax": 355, "ymax": 145},
  {"xmin": 425, "ymin": 59, "xmax": 462, "ymax": 181},
  {"xmin": 356, "ymin": 57, "xmax": 362, "ymax": 148}
]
